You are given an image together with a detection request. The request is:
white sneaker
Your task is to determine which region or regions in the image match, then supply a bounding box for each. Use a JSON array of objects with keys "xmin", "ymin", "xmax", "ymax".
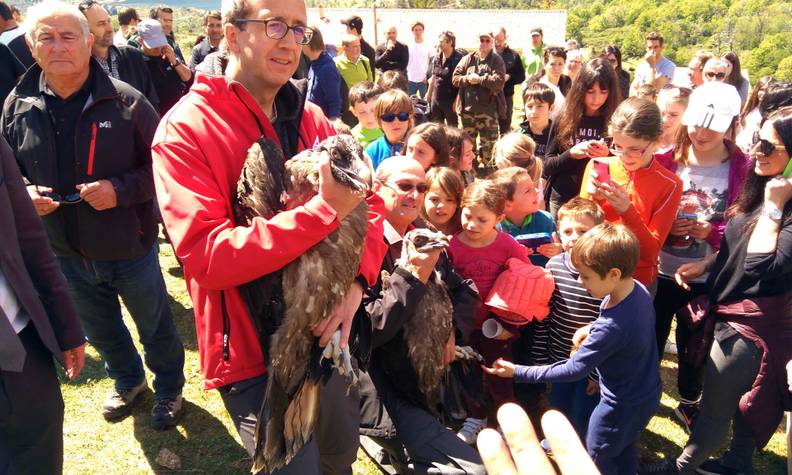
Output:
[{"xmin": 456, "ymin": 417, "xmax": 486, "ymax": 445}]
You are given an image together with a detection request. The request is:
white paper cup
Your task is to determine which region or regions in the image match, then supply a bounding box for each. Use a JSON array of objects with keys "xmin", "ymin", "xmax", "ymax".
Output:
[{"xmin": 482, "ymin": 319, "xmax": 504, "ymax": 339}]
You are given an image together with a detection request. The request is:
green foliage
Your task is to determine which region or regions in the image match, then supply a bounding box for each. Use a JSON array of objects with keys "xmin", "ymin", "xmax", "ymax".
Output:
[
  {"xmin": 559, "ymin": 0, "xmax": 792, "ymax": 82},
  {"xmin": 743, "ymin": 33, "xmax": 792, "ymax": 80},
  {"xmin": 776, "ymin": 56, "xmax": 792, "ymax": 82}
]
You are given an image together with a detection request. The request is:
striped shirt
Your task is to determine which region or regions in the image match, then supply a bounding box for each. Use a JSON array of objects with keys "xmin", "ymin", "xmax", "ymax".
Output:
[{"xmin": 532, "ymin": 252, "xmax": 602, "ymax": 380}]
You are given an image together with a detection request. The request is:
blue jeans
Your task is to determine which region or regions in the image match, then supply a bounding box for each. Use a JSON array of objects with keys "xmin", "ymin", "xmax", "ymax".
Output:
[
  {"xmin": 550, "ymin": 378, "xmax": 600, "ymax": 439},
  {"xmin": 586, "ymin": 398, "xmax": 659, "ymax": 475},
  {"xmin": 58, "ymin": 244, "xmax": 185, "ymax": 399},
  {"xmin": 408, "ymin": 81, "xmax": 427, "ymax": 98}
]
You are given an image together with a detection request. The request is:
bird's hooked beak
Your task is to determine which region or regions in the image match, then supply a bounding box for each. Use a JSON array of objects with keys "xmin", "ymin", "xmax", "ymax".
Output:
[
  {"xmin": 330, "ymin": 158, "xmax": 371, "ymax": 195},
  {"xmin": 412, "ymin": 232, "xmax": 450, "ymax": 253}
]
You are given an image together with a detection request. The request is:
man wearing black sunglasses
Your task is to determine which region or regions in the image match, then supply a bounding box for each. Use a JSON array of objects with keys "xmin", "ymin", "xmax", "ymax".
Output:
[
  {"xmin": 452, "ymin": 29, "xmax": 506, "ymax": 172},
  {"xmin": 151, "ymin": 0, "xmax": 388, "ymax": 472}
]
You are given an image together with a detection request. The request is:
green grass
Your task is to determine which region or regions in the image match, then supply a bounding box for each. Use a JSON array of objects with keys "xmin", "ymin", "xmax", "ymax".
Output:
[{"xmin": 59, "ymin": 238, "xmax": 787, "ymax": 474}]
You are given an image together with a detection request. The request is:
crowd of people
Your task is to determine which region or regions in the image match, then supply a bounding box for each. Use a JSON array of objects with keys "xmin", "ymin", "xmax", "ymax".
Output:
[{"xmin": 0, "ymin": 0, "xmax": 790, "ymax": 474}]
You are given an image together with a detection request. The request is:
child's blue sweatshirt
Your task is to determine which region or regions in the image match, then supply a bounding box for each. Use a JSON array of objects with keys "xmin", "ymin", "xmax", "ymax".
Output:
[{"xmin": 514, "ymin": 281, "xmax": 661, "ymax": 406}]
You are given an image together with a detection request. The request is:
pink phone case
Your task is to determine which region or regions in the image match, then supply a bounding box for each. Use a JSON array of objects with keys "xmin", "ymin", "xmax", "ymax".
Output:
[{"xmin": 593, "ymin": 160, "xmax": 611, "ymax": 183}]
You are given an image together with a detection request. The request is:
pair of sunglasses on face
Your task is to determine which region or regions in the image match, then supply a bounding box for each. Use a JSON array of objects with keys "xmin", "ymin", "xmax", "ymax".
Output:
[
  {"xmin": 383, "ymin": 181, "xmax": 429, "ymax": 194},
  {"xmin": 705, "ymin": 71, "xmax": 726, "ymax": 80},
  {"xmin": 752, "ymin": 131, "xmax": 786, "ymax": 157},
  {"xmin": 381, "ymin": 112, "xmax": 410, "ymax": 123}
]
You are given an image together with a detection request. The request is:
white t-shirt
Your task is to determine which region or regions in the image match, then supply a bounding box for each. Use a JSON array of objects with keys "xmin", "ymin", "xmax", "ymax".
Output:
[
  {"xmin": 635, "ymin": 56, "xmax": 676, "ymax": 87},
  {"xmin": 407, "ymin": 41, "xmax": 432, "ymax": 83},
  {"xmin": 539, "ymin": 76, "xmax": 566, "ymax": 121},
  {"xmin": 0, "ymin": 269, "xmax": 29, "ymax": 333},
  {"xmin": 113, "ymin": 29, "xmax": 129, "ymax": 47},
  {"xmin": 0, "ymin": 27, "xmax": 24, "ymax": 45}
]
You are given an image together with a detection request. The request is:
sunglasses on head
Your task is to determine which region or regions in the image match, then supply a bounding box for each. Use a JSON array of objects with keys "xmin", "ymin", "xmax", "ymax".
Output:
[
  {"xmin": 383, "ymin": 181, "xmax": 429, "ymax": 194},
  {"xmin": 751, "ymin": 131, "xmax": 786, "ymax": 156},
  {"xmin": 705, "ymin": 71, "xmax": 726, "ymax": 80},
  {"xmin": 381, "ymin": 112, "xmax": 410, "ymax": 123},
  {"xmin": 667, "ymin": 85, "xmax": 692, "ymax": 97}
]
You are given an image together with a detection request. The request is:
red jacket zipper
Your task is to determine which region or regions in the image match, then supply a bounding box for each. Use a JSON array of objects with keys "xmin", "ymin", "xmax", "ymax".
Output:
[{"xmin": 87, "ymin": 122, "xmax": 97, "ymax": 176}]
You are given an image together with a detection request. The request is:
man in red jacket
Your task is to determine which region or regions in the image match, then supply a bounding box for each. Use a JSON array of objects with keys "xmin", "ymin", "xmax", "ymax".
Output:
[{"xmin": 151, "ymin": 0, "xmax": 387, "ymax": 472}]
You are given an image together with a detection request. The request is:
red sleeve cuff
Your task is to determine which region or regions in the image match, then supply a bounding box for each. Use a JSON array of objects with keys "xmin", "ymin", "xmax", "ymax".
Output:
[{"xmin": 303, "ymin": 195, "xmax": 338, "ymax": 225}]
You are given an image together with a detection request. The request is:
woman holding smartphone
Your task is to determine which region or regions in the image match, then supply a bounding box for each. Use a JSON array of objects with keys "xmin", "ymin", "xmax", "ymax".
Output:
[
  {"xmin": 641, "ymin": 106, "xmax": 792, "ymax": 475},
  {"xmin": 651, "ymin": 82, "xmax": 750, "ymax": 432}
]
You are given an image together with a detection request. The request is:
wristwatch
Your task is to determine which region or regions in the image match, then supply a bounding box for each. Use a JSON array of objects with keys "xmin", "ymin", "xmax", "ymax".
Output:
[{"xmin": 761, "ymin": 205, "xmax": 783, "ymax": 222}]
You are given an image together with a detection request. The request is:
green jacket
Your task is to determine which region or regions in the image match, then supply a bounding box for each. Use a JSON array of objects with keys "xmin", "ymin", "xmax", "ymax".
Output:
[{"xmin": 522, "ymin": 43, "xmax": 545, "ymax": 76}]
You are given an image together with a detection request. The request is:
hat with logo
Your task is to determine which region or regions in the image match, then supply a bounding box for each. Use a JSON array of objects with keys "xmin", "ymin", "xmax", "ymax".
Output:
[
  {"xmin": 682, "ymin": 81, "xmax": 742, "ymax": 133},
  {"xmin": 341, "ymin": 15, "xmax": 363, "ymax": 33},
  {"xmin": 530, "ymin": 27, "xmax": 543, "ymax": 36},
  {"xmin": 137, "ymin": 19, "xmax": 168, "ymax": 49}
]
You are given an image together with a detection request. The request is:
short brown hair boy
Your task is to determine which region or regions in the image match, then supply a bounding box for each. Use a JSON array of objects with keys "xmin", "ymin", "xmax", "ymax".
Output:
[
  {"xmin": 557, "ymin": 197, "xmax": 604, "ymax": 225},
  {"xmin": 571, "ymin": 223, "xmax": 639, "ymax": 279},
  {"xmin": 374, "ymin": 89, "xmax": 414, "ymax": 124},
  {"xmin": 349, "ymin": 81, "xmax": 384, "ymax": 108},
  {"xmin": 490, "ymin": 167, "xmax": 531, "ymax": 202}
]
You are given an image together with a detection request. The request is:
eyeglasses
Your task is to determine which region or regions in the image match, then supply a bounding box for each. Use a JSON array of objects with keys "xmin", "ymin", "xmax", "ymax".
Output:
[
  {"xmin": 605, "ymin": 137, "xmax": 651, "ymax": 158},
  {"xmin": 479, "ymin": 38, "xmax": 492, "ymax": 43},
  {"xmin": 380, "ymin": 112, "xmax": 410, "ymax": 123},
  {"xmin": 382, "ymin": 181, "xmax": 429, "ymax": 194},
  {"xmin": 751, "ymin": 131, "xmax": 786, "ymax": 156},
  {"xmin": 233, "ymin": 18, "xmax": 314, "ymax": 45},
  {"xmin": 705, "ymin": 71, "xmax": 726, "ymax": 80},
  {"xmin": 36, "ymin": 188, "xmax": 83, "ymax": 205}
]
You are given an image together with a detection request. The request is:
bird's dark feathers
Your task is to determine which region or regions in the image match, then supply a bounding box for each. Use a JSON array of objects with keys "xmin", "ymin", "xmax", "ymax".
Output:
[{"xmin": 234, "ymin": 135, "xmax": 370, "ymax": 474}]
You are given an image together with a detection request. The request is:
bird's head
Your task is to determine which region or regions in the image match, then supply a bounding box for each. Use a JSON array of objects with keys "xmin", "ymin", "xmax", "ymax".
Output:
[
  {"xmin": 404, "ymin": 228, "xmax": 450, "ymax": 253},
  {"xmin": 319, "ymin": 134, "xmax": 371, "ymax": 194}
]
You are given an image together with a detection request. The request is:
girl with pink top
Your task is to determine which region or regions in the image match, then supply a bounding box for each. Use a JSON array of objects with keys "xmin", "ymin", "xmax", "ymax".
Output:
[{"xmin": 447, "ymin": 179, "xmax": 530, "ymax": 443}]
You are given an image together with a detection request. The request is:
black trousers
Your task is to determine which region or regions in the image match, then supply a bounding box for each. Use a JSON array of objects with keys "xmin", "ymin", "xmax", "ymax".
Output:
[
  {"xmin": 653, "ymin": 276, "xmax": 706, "ymax": 401},
  {"xmin": 430, "ymin": 98, "xmax": 458, "ymax": 128},
  {"xmin": 218, "ymin": 369, "xmax": 360, "ymax": 475},
  {"xmin": 499, "ymin": 94, "xmax": 514, "ymax": 134},
  {"xmin": 0, "ymin": 324, "xmax": 64, "ymax": 475}
]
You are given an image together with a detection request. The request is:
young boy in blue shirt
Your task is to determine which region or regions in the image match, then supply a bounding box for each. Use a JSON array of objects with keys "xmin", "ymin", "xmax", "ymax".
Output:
[
  {"xmin": 491, "ymin": 166, "xmax": 560, "ymax": 267},
  {"xmin": 485, "ymin": 223, "xmax": 661, "ymax": 475}
]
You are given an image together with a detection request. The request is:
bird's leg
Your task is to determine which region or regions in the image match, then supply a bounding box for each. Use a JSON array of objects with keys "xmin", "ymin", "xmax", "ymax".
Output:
[{"xmin": 320, "ymin": 330, "xmax": 359, "ymax": 387}]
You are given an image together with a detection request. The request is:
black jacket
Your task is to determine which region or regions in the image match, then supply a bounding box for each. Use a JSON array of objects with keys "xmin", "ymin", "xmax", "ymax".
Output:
[
  {"xmin": 375, "ymin": 41, "xmax": 409, "ymax": 74},
  {"xmin": 499, "ymin": 46, "xmax": 526, "ymax": 98},
  {"xmin": 112, "ymin": 45, "xmax": 160, "ymax": 112},
  {"xmin": 359, "ymin": 224, "xmax": 479, "ymax": 437},
  {"xmin": 1, "ymin": 59, "xmax": 161, "ymax": 261}
]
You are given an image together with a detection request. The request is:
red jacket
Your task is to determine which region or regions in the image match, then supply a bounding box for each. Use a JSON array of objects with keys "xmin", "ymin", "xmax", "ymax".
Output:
[
  {"xmin": 580, "ymin": 158, "xmax": 683, "ymax": 286},
  {"xmin": 152, "ymin": 73, "xmax": 387, "ymax": 390}
]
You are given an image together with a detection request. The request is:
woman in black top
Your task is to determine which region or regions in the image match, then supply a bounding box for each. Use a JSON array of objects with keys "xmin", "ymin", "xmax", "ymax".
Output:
[
  {"xmin": 646, "ymin": 107, "xmax": 792, "ymax": 475},
  {"xmin": 542, "ymin": 58, "xmax": 621, "ymax": 216},
  {"xmin": 602, "ymin": 45, "xmax": 629, "ymax": 101}
]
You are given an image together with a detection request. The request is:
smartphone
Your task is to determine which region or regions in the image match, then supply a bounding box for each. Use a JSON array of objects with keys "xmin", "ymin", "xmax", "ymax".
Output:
[
  {"xmin": 677, "ymin": 212, "xmax": 698, "ymax": 220},
  {"xmin": 592, "ymin": 159, "xmax": 611, "ymax": 183},
  {"xmin": 783, "ymin": 158, "xmax": 792, "ymax": 178},
  {"xmin": 516, "ymin": 232, "xmax": 552, "ymax": 249}
]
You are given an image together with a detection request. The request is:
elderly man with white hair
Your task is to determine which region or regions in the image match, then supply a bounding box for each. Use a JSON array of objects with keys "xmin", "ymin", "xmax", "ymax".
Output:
[
  {"xmin": 702, "ymin": 58, "xmax": 730, "ymax": 83},
  {"xmin": 1, "ymin": 0, "xmax": 186, "ymax": 431}
]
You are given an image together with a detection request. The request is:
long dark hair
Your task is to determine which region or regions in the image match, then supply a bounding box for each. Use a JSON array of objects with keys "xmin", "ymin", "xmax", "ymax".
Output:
[
  {"xmin": 602, "ymin": 45, "xmax": 622, "ymax": 72},
  {"xmin": 554, "ymin": 57, "xmax": 621, "ymax": 149},
  {"xmin": 723, "ymin": 52, "xmax": 747, "ymax": 91},
  {"xmin": 741, "ymin": 76, "xmax": 773, "ymax": 124},
  {"xmin": 730, "ymin": 107, "xmax": 792, "ymax": 231}
]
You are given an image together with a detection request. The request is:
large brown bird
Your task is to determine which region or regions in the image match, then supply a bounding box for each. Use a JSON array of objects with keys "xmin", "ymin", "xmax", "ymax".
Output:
[
  {"xmin": 232, "ymin": 134, "xmax": 371, "ymax": 473},
  {"xmin": 381, "ymin": 228, "xmax": 454, "ymax": 408}
]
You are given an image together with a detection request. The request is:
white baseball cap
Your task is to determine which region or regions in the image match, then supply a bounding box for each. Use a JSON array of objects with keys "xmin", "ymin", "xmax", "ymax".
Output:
[
  {"xmin": 682, "ymin": 82, "xmax": 742, "ymax": 133},
  {"xmin": 137, "ymin": 19, "xmax": 168, "ymax": 49}
]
